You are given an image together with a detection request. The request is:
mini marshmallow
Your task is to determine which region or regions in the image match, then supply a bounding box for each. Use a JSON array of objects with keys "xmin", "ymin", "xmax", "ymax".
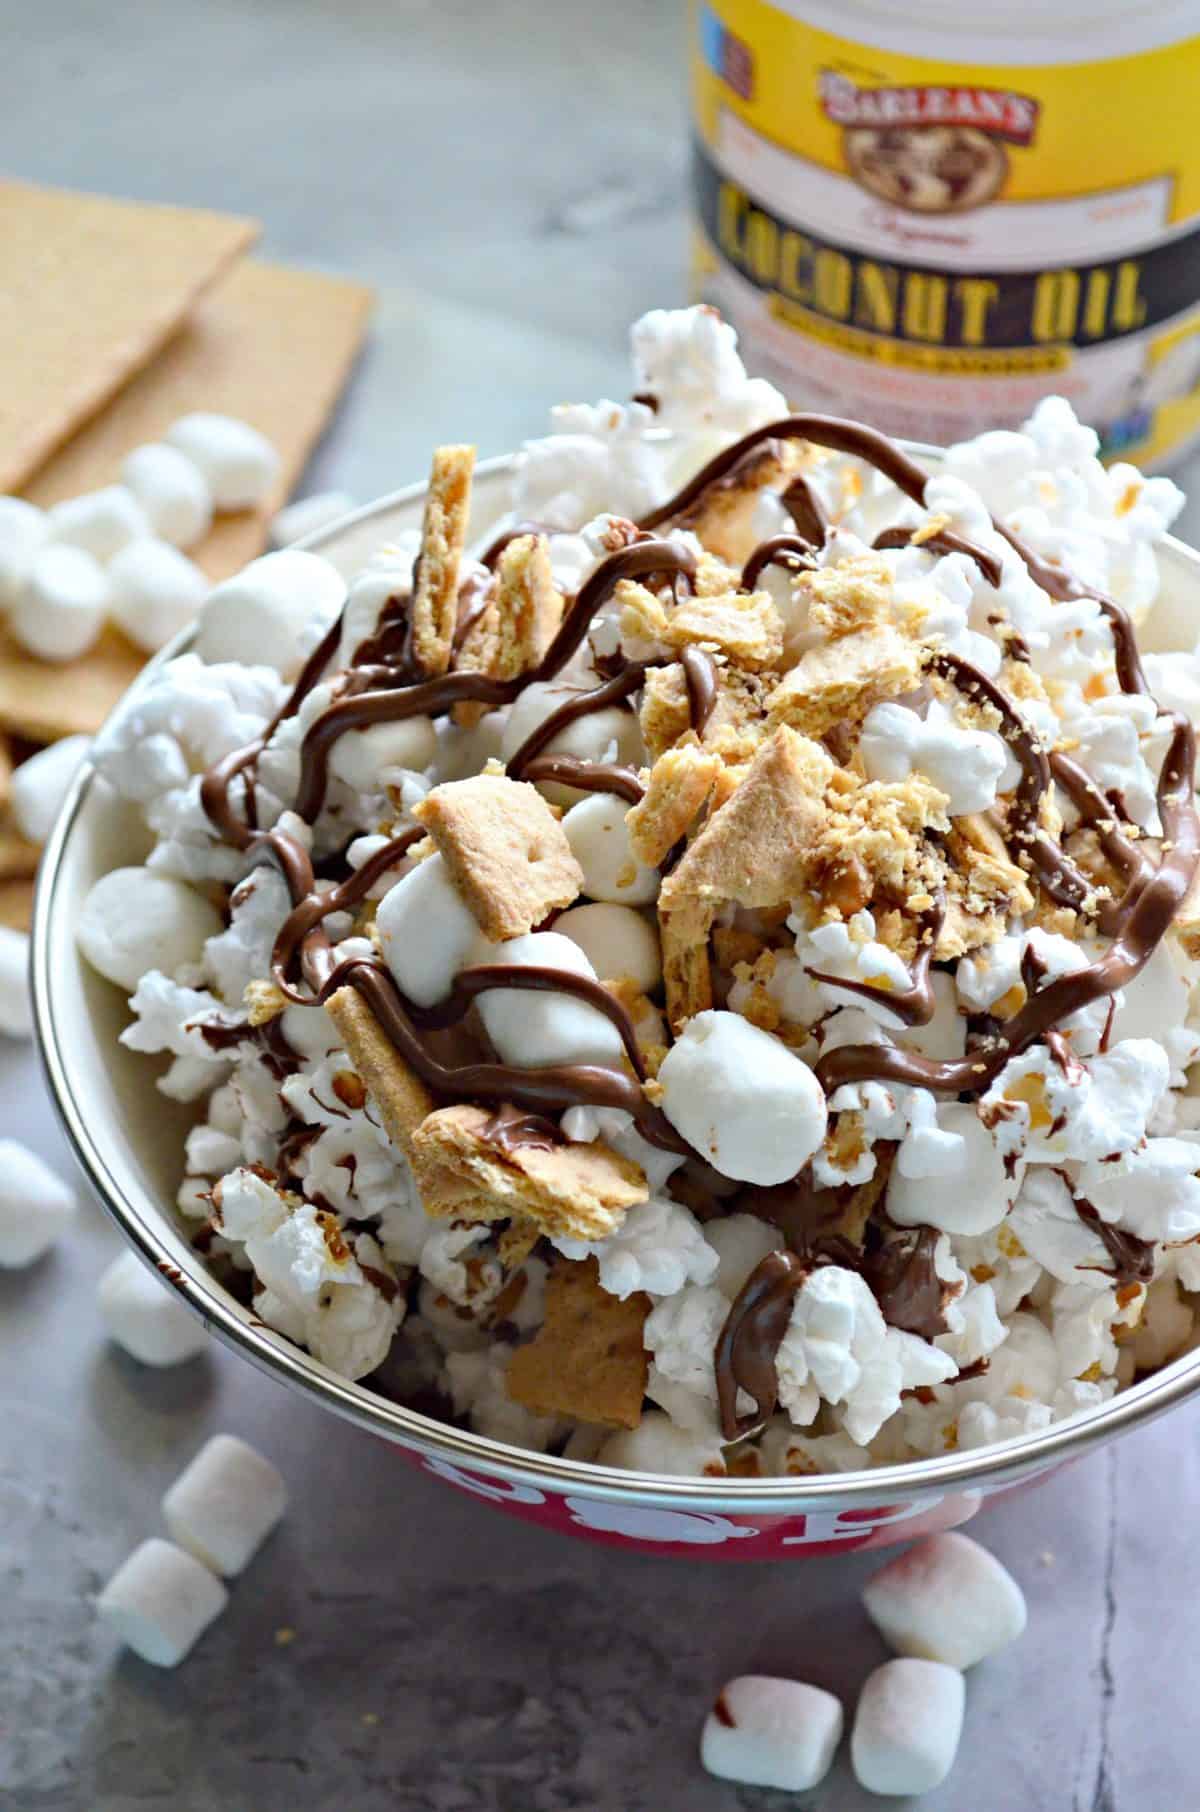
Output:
[
  {"xmin": 121, "ymin": 442, "xmax": 214, "ymax": 548},
  {"xmin": 476, "ymin": 931, "xmax": 625, "ymax": 1069},
  {"xmin": 375, "ymin": 851, "xmax": 485, "ymax": 1007},
  {"xmin": 553, "ymin": 901, "xmax": 662, "ymax": 992},
  {"xmin": 888, "ymin": 1102, "xmax": 1015, "ymax": 1234},
  {"xmin": 196, "ymin": 549, "xmax": 346, "ymax": 677},
  {"xmin": 107, "ymin": 539, "xmax": 209, "ymax": 652},
  {"xmin": 658, "ymin": 1010, "xmax": 827, "ymax": 1185},
  {"xmin": 863, "ymin": 1532, "xmax": 1027, "ymax": 1669},
  {"xmin": 9, "ymin": 544, "xmax": 109, "ymax": 661},
  {"xmin": 0, "ymin": 927, "xmax": 32, "ymax": 1037},
  {"xmin": 0, "ymin": 495, "xmax": 48, "ymax": 606},
  {"xmin": 851, "ymin": 1659, "xmax": 965, "ymax": 1797},
  {"xmin": 166, "ymin": 412, "xmax": 281, "ymax": 510},
  {"xmin": 0, "ymin": 1140, "xmax": 77, "ymax": 1266},
  {"xmin": 562, "ymin": 792, "xmax": 659, "ymax": 904},
  {"xmin": 96, "ymin": 1537, "xmax": 228, "ymax": 1668},
  {"xmin": 701, "ymin": 1676, "xmax": 844, "ymax": 1793},
  {"xmin": 77, "ymin": 866, "xmax": 224, "ymax": 992},
  {"xmin": 97, "ymin": 1250, "xmax": 208, "ymax": 1366},
  {"xmin": 47, "ymin": 484, "xmax": 150, "ymax": 561},
  {"xmin": 162, "ymin": 1433, "xmax": 288, "ymax": 1576},
  {"xmin": 270, "ymin": 490, "xmax": 357, "ymax": 548},
  {"xmin": 328, "ymin": 715, "xmax": 437, "ymax": 792},
  {"xmin": 501, "ymin": 684, "xmax": 644, "ymax": 805},
  {"xmin": 9, "ymin": 733, "xmax": 90, "ymax": 845}
]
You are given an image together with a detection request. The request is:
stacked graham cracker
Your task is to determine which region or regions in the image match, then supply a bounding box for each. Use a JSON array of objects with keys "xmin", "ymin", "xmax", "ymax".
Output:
[{"xmin": 0, "ymin": 181, "xmax": 374, "ymax": 929}]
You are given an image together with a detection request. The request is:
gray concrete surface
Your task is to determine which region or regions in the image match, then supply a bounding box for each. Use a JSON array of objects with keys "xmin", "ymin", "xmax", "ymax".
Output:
[{"xmin": 4, "ymin": 3, "xmax": 1200, "ymax": 1808}]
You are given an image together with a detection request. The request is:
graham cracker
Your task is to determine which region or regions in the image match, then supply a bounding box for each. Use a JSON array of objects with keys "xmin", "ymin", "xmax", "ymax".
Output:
[
  {"xmin": 0, "ymin": 181, "xmax": 258, "ymax": 492},
  {"xmin": 322, "ymin": 985, "xmax": 434, "ymax": 1165},
  {"xmin": 0, "ymin": 738, "xmax": 11, "ymax": 810},
  {"xmin": 0, "ymin": 877, "xmax": 34, "ymax": 933},
  {"xmin": 4, "ymin": 259, "xmax": 373, "ymax": 740},
  {"xmin": 506, "ymin": 1257, "xmax": 650, "ymax": 1429}
]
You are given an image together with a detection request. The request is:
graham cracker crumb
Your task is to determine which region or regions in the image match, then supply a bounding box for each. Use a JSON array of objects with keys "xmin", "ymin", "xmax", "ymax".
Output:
[
  {"xmin": 321, "ymin": 986, "xmax": 435, "ymax": 1162},
  {"xmin": 412, "ymin": 444, "xmax": 475, "ymax": 676},
  {"xmin": 626, "ymin": 741, "xmax": 721, "ymax": 866},
  {"xmin": 800, "ymin": 556, "xmax": 896, "ymax": 640},
  {"xmin": 410, "ymin": 1103, "xmax": 647, "ymax": 1241},
  {"xmin": 767, "ymin": 625, "xmax": 922, "ymax": 739},
  {"xmin": 243, "ymin": 978, "xmax": 287, "ymax": 1025},
  {"xmin": 413, "ymin": 772, "xmax": 582, "ymax": 939},
  {"xmin": 506, "ymin": 1257, "xmax": 650, "ymax": 1429},
  {"xmin": 618, "ymin": 579, "xmax": 783, "ymax": 672}
]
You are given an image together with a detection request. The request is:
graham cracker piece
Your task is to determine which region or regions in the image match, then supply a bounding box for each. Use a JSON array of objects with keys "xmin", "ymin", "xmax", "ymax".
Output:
[
  {"xmin": 674, "ymin": 440, "xmax": 800, "ymax": 566},
  {"xmin": 492, "ymin": 535, "xmax": 564, "ymax": 677},
  {"xmin": 412, "ymin": 773, "xmax": 582, "ymax": 940},
  {"xmin": 0, "ymin": 876, "xmax": 34, "ymax": 932},
  {"xmin": 0, "ymin": 820, "xmax": 39, "ymax": 881},
  {"xmin": 410, "ymin": 1104, "xmax": 648, "ymax": 1242},
  {"xmin": 0, "ymin": 624, "xmax": 143, "ymax": 743},
  {"xmin": 24, "ymin": 257, "xmax": 374, "ymax": 586},
  {"xmin": 619, "ymin": 580, "xmax": 782, "ymax": 672},
  {"xmin": 801, "ymin": 557, "xmax": 896, "ymax": 640},
  {"xmin": 506, "ymin": 1257, "xmax": 650, "ymax": 1430},
  {"xmin": 660, "ymin": 897, "xmax": 716, "ymax": 1030},
  {"xmin": 410, "ymin": 445, "xmax": 475, "ymax": 677},
  {"xmin": 767, "ymin": 625, "xmax": 922, "ymax": 739},
  {"xmin": 321, "ymin": 985, "xmax": 434, "ymax": 1164},
  {"xmin": 639, "ymin": 663, "xmax": 693, "ymax": 760},
  {"xmin": 626, "ymin": 742, "xmax": 721, "ymax": 866},
  {"xmin": 0, "ymin": 738, "xmax": 11, "ymax": 810},
  {"xmin": 639, "ymin": 661, "xmax": 770, "ymax": 765},
  {"xmin": 0, "ymin": 180, "xmax": 257, "ymax": 492}
]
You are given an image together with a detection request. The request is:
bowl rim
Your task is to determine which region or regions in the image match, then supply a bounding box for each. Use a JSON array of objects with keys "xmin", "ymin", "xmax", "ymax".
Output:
[{"xmin": 32, "ymin": 450, "xmax": 1200, "ymax": 1512}]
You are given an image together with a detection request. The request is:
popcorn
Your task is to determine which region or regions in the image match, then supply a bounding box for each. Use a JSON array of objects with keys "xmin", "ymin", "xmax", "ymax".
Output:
[
  {"xmin": 851, "ymin": 1659, "xmax": 965, "ymax": 1796},
  {"xmin": 10, "ymin": 543, "xmax": 109, "ymax": 660},
  {"xmin": 981, "ymin": 1039, "xmax": 1169, "ymax": 1165},
  {"xmin": 121, "ymin": 441, "xmax": 213, "ymax": 548},
  {"xmin": 863, "ymin": 1532, "xmax": 1027, "ymax": 1669},
  {"xmin": 701, "ymin": 1676, "xmax": 843, "ymax": 1793},
  {"xmin": 162, "ymin": 1434, "xmax": 288, "ymax": 1576},
  {"xmin": 658, "ymin": 1010, "xmax": 828, "ymax": 1185},
  {"xmin": 598, "ymin": 1409, "xmax": 726, "ymax": 1477},
  {"xmin": 860, "ymin": 697, "xmax": 1008, "ymax": 816},
  {"xmin": 555, "ymin": 1195, "xmax": 719, "ymax": 1300},
  {"xmin": 78, "ymin": 867, "xmax": 223, "ymax": 993},
  {"xmin": 888, "ymin": 1103, "xmax": 1018, "ymax": 1235},
  {"xmin": 97, "ymin": 1251, "xmax": 208, "ymax": 1366},
  {"xmin": 166, "ymin": 411, "xmax": 280, "ymax": 510},
  {"xmin": 644, "ymin": 1284, "xmax": 729, "ymax": 1402},
  {"xmin": 96, "ymin": 1538, "xmax": 228, "ymax": 1669},
  {"xmin": 0, "ymin": 1140, "xmax": 77, "ymax": 1266}
]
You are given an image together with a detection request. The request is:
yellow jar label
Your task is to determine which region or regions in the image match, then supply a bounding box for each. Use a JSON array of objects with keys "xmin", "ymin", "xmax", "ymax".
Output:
[{"xmin": 691, "ymin": 0, "xmax": 1200, "ymax": 464}]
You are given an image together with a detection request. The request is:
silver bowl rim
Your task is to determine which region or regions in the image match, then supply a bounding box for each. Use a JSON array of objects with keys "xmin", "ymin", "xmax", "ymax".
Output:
[{"xmin": 31, "ymin": 449, "xmax": 1200, "ymax": 1513}]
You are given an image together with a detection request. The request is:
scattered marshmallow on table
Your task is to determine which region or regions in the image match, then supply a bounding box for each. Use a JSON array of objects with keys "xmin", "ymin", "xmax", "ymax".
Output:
[
  {"xmin": 107, "ymin": 538, "xmax": 209, "ymax": 652},
  {"xmin": 77, "ymin": 865, "xmax": 223, "ymax": 993},
  {"xmin": 162, "ymin": 1433, "xmax": 288, "ymax": 1576},
  {"xmin": 96, "ymin": 1537, "xmax": 228, "ymax": 1668},
  {"xmin": 270, "ymin": 490, "xmax": 357, "ymax": 548},
  {"xmin": 0, "ymin": 496, "xmax": 48, "ymax": 606},
  {"xmin": 863, "ymin": 1532, "xmax": 1027, "ymax": 1670},
  {"xmin": 0, "ymin": 926, "xmax": 33, "ymax": 1038},
  {"xmin": 851, "ymin": 1658, "xmax": 965, "ymax": 1797},
  {"xmin": 47, "ymin": 484, "xmax": 150, "ymax": 561},
  {"xmin": 9, "ymin": 544, "xmax": 110, "ymax": 661},
  {"xmin": 195, "ymin": 549, "xmax": 346, "ymax": 677},
  {"xmin": 658, "ymin": 1009, "xmax": 827, "ymax": 1185},
  {"xmin": 121, "ymin": 441, "xmax": 213, "ymax": 548},
  {"xmin": 701, "ymin": 1675, "xmax": 844, "ymax": 1793},
  {"xmin": 9, "ymin": 733, "xmax": 90, "ymax": 845},
  {"xmin": 97, "ymin": 1249, "xmax": 209, "ymax": 1366},
  {"xmin": 166, "ymin": 412, "xmax": 280, "ymax": 511},
  {"xmin": 0, "ymin": 1140, "xmax": 77, "ymax": 1267}
]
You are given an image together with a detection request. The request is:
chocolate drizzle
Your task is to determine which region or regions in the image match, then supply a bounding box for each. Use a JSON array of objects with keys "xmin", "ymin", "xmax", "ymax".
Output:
[
  {"xmin": 714, "ymin": 1250, "xmax": 809, "ymax": 1437},
  {"xmin": 679, "ymin": 644, "xmax": 719, "ymax": 735},
  {"xmin": 873, "ymin": 524, "xmax": 1003, "ymax": 589},
  {"xmin": 1074, "ymin": 1197, "xmax": 1156, "ymax": 1287},
  {"xmin": 740, "ymin": 534, "xmax": 817, "ymax": 590},
  {"xmin": 808, "ymin": 894, "xmax": 945, "ymax": 1028}
]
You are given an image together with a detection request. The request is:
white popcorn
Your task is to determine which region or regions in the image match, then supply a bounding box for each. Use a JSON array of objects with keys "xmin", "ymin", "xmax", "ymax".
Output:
[
  {"xmin": 1074, "ymin": 1139, "xmax": 1200, "ymax": 1246},
  {"xmin": 9, "ymin": 733, "xmax": 89, "ymax": 845},
  {"xmin": 793, "ymin": 909, "xmax": 913, "ymax": 1030},
  {"xmin": 476, "ymin": 931, "xmax": 624, "ymax": 1070},
  {"xmin": 96, "ymin": 1538, "xmax": 228, "ymax": 1669},
  {"xmin": 644, "ymin": 1285, "xmax": 729, "ymax": 1402},
  {"xmin": 758, "ymin": 1424, "xmax": 872, "ymax": 1476},
  {"xmin": 162, "ymin": 1433, "xmax": 288, "ymax": 1576},
  {"xmin": 107, "ymin": 538, "xmax": 209, "ymax": 652},
  {"xmin": 777, "ymin": 1267, "xmax": 956, "ymax": 1445},
  {"xmin": 47, "ymin": 483, "xmax": 150, "ymax": 561},
  {"xmin": 598, "ymin": 1409, "xmax": 726, "ymax": 1477},
  {"xmin": 270, "ymin": 490, "xmax": 357, "ymax": 548},
  {"xmin": 420, "ymin": 1221, "xmax": 502, "ymax": 1310},
  {"xmin": 0, "ymin": 926, "xmax": 32, "ymax": 1038},
  {"xmin": 863, "ymin": 1532, "xmax": 1027, "ymax": 1669},
  {"xmin": 889, "ymin": 1103, "xmax": 1017, "ymax": 1234},
  {"xmin": 562, "ymin": 791, "xmax": 659, "ymax": 904},
  {"xmin": 445, "ymin": 1344, "xmax": 559, "ymax": 1451},
  {"xmin": 1008, "ymin": 1168, "xmax": 1113, "ymax": 1285},
  {"xmin": 555, "ymin": 1195, "xmax": 719, "ymax": 1300},
  {"xmin": 203, "ymin": 863, "xmax": 292, "ymax": 1006},
  {"xmin": 0, "ymin": 1141, "xmax": 77, "ymax": 1266},
  {"xmin": 658, "ymin": 1010, "xmax": 827, "ymax": 1186},
  {"xmin": 196, "ymin": 550, "xmax": 346, "ymax": 677},
  {"xmin": 121, "ymin": 441, "xmax": 213, "ymax": 548},
  {"xmin": 97, "ymin": 1250, "xmax": 208, "ymax": 1366},
  {"xmin": 77, "ymin": 867, "xmax": 223, "ymax": 992},
  {"xmin": 553, "ymin": 901, "xmax": 662, "ymax": 993},
  {"xmin": 860, "ymin": 697, "xmax": 1007, "ymax": 815},
  {"xmin": 982, "ymin": 1038, "xmax": 1169, "ymax": 1164},
  {"xmin": 92, "ymin": 650, "xmax": 284, "ymax": 788},
  {"xmin": 851, "ymin": 1659, "xmax": 965, "ymax": 1796},
  {"xmin": 10, "ymin": 543, "xmax": 109, "ymax": 660},
  {"xmin": 0, "ymin": 495, "xmax": 48, "ymax": 606},
  {"xmin": 375, "ymin": 851, "xmax": 484, "ymax": 1008},
  {"xmin": 701, "ymin": 1676, "xmax": 843, "ymax": 1793},
  {"xmin": 166, "ymin": 412, "xmax": 280, "ymax": 510},
  {"xmin": 631, "ymin": 305, "xmax": 787, "ymax": 439}
]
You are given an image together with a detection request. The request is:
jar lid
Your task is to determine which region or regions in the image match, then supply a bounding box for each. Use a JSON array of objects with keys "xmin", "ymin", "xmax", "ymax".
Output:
[{"xmin": 766, "ymin": 0, "xmax": 1198, "ymax": 62}]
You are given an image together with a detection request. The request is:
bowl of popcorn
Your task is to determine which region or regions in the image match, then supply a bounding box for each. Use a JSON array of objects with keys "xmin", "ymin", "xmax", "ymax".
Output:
[{"xmin": 33, "ymin": 308, "xmax": 1200, "ymax": 1558}]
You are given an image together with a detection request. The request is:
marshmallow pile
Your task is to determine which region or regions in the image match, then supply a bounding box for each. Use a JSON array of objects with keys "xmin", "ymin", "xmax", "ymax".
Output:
[
  {"xmin": 75, "ymin": 304, "xmax": 1200, "ymax": 1477},
  {"xmin": 97, "ymin": 1433, "xmax": 288, "ymax": 1667},
  {"xmin": 702, "ymin": 1531, "xmax": 1026, "ymax": 1796},
  {"xmin": 0, "ymin": 412, "xmax": 279, "ymax": 659}
]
